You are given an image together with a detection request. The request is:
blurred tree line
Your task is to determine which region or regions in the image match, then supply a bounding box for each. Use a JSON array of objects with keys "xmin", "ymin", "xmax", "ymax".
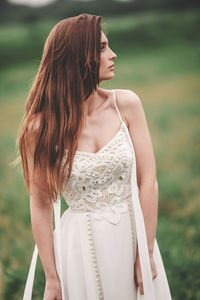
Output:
[
  {"xmin": 0, "ymin": 0, "xmax": 200, "ymax": 24},
  {"xmin": 0, "ymin": 0, "xmax": 199, "ymax": 73}
]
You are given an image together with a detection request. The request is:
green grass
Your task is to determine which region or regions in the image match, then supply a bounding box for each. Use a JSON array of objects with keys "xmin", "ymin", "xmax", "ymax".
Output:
[{"xmin": 0, "ymin": 8, "xmax": 200, "ymax": 300}]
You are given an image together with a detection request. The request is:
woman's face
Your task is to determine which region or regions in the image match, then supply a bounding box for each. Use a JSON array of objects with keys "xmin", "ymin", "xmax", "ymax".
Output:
[{"xmin": 99, "ymin": 31, "xmax": 117, "ymax": 83}]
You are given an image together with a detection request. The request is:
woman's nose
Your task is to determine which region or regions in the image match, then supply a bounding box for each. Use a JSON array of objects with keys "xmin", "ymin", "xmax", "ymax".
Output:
[
  {"xmin": 113, "ymin": 51, "xmax": 117, "ymax": 59},
  {"xmin": 110, "ymin": 49, "xmax": 117, "ymax": 59}
]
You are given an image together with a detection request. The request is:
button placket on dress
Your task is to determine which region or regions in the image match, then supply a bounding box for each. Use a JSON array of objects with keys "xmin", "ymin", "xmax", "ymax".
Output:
[
  {"xmin": 84, "ymin": 200, "xmax": 130, "ymax": 300},
  {"xmin": 127, "ymin": 194, "xmax": 137, "ymax": 262},
  {"xmin": 85, "ymin": 213, "xmax": 104, "ymax": 300}
]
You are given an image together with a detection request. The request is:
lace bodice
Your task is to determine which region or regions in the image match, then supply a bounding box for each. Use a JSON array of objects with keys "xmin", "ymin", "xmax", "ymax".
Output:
[
  {"xmin": 61, "ymin": 90, "xmax": 134, "ymax": 214},
  {"xmin": 62, "ymin": 122, "xmax": 133, "ymax": 212}
]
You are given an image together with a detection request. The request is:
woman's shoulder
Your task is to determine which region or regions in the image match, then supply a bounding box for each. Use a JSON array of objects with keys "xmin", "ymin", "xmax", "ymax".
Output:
[
  {"xmin": 26, "ymin": 113, "xmax": 43, "ymax": 150},
  {"xmin": 115, "ymin": 88, "xmax": 141, "ymax": 108},
  {"xmin": 100, "ymin": 87, "xmax": 141, "ymax": 107},
  {"xmin": 27, "ymin": 112, "xmax": 42, "ymax": 134},
  {"xmin": 114, "ymin": 89, "xmax": 142, "ymax": 124}
]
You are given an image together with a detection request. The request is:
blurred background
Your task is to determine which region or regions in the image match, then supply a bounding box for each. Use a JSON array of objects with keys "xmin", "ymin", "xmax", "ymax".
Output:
[{"xmin": 0, "ymin": 0, "xmax": 200, "ymax": 299}]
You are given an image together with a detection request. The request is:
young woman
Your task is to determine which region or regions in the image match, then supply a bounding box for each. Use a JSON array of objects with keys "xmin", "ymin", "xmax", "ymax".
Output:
[{"xmin": 17, "ymin": 13, "xmax": 172, "ymax": 300}]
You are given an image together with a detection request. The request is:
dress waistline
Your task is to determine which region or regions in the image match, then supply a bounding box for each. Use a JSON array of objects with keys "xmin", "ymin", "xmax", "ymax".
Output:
[{"xmin": 68, "ymin": 199, "xmax": 129, "ymax": 214}]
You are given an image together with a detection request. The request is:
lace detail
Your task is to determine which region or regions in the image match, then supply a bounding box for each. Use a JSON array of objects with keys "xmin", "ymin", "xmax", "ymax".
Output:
[
  {"xmin": 61, "ymin": 124, "xmax": 134, "ymax": 213},
  {"xmin": 92, "ymin": 200, "xmax": 128, "ymax": 225}
]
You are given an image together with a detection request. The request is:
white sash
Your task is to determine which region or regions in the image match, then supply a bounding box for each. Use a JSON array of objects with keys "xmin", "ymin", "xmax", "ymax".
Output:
[{"xmin": 123, "ymin": 123, "xmax": 172, "ymax": 300}]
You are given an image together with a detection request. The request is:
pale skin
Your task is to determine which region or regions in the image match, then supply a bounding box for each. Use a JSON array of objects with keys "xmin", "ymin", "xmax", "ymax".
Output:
[{"xmin": 27, "ymin": 30, "xmax": 157, "ymax": 299}]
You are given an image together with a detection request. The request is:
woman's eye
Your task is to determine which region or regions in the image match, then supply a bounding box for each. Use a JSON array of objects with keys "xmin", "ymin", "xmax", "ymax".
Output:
[{"xmin": 100, "ymin": 44, "xmax": 107, "ymax": 51}]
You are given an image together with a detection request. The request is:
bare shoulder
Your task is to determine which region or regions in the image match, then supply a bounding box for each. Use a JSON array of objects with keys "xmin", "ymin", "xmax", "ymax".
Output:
[
  {"xmin": 26, "ymin": 112, "xmax": 42, "ymax": 153},
  {"xmin": 27, "ymin": 112, "xmax": 42, "ymax": 134},
  {"xmin": 115, "ymin": 89, "xmax": 141, "ymax": 109},
  {"xmin": 115, "ymin": 89, "xmax": 142, "ymax": 126}
]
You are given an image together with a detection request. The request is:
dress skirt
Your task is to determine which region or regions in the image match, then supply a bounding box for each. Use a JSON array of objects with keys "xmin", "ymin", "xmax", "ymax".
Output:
[{"xmin": 53, "ymin": 198, "xmax": 138, "ymax": 300}]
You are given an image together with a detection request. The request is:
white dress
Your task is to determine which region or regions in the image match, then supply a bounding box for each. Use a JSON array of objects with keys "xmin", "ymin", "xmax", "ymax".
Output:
[{"xmin": 22, "ymin": 89, "xmax": 172, "ymax": 300}]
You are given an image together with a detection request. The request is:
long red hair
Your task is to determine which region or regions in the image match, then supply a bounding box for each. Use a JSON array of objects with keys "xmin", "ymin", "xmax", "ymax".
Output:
[{"xmin": 12, "ymin": 14, "xmax": 103, "ymax": 202}]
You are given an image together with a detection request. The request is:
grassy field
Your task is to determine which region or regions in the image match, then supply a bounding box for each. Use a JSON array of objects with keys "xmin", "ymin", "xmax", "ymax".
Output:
[{"xmin": 0, "ymin": 8, "xmax": 200, "ymax": 299}]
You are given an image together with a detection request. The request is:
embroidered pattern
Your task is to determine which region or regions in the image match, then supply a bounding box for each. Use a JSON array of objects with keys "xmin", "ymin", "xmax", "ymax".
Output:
[{"xmin": 61, "ymin": 124, "xmax": 134, "ymax": 217}]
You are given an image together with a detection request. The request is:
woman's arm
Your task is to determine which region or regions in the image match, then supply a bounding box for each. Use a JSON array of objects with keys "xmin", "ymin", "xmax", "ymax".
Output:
[
  {"xmin": 30, "ymin": 188, "xmax": 58, "ymax": 281},
  {"xmin": 26, "ymin": 116, "xmax": 62, "ymax": 300},
  {"xmin": 116, "ymin": 90, "xmax": 158, "ymax": 295},
  {"xmin": 119, "ymin": 90, "xmax": 158, "ymax": 255}
]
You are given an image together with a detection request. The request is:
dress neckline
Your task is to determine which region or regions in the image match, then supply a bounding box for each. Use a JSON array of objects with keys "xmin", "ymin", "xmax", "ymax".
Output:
[{"xmin": 67, "ymin": 121, "xmax": 126, "ymax": 157}]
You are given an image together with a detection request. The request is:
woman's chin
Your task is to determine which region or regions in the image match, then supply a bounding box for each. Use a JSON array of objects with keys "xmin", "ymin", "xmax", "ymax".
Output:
[{"xmin": 100, "ymin": 74, "xmax": 115, "ymax": 81}]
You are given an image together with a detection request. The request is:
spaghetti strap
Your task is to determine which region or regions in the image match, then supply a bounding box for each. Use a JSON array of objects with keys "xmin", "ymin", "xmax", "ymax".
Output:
[{"xmin": 112, "ymin": 89, "xmax": 123, "ymax": 124}]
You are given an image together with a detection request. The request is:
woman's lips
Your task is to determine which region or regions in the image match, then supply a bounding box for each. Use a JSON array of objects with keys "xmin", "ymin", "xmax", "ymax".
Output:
[{"xmin": 108, "ymin": 64, "xmax": 115, "ymax": 70}]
